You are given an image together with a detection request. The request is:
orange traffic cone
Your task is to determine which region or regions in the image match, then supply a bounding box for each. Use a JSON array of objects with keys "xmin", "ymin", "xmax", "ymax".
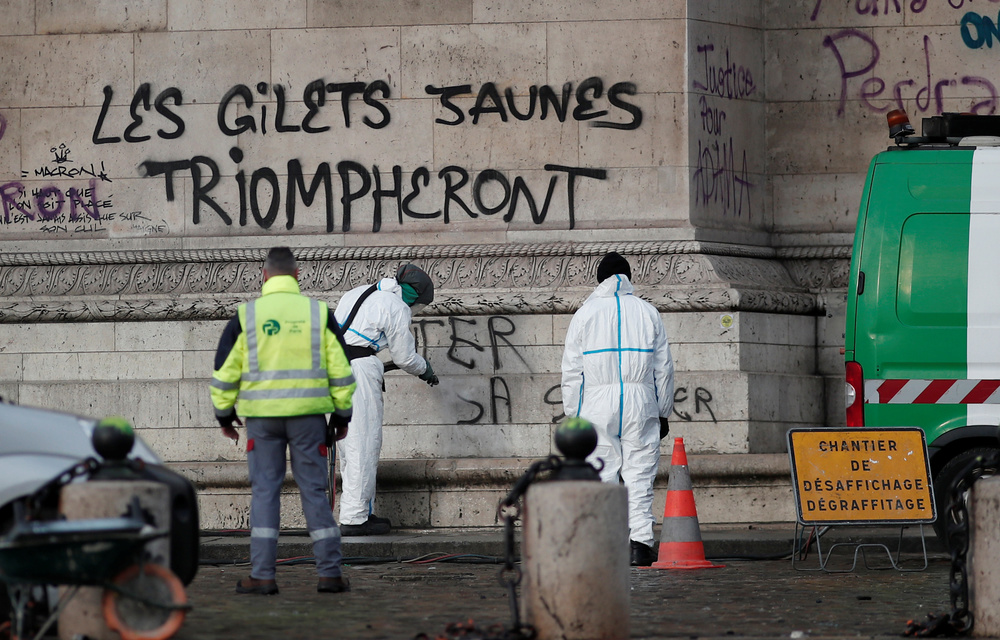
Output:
[{"xmin": 648, "ymin": 437, "xmax": 724, "ymax": 569}]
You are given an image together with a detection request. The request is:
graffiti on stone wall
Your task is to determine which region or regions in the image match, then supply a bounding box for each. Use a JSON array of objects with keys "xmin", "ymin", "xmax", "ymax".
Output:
[
  {"xmin": 0, "ymin": 142, "xmax": 166, "ymax": 235},
  {"xmin": 31, "ymin": 78, "xmax": 633, "ymax": 235},
  {"xmin": 691, "ymin": 42, "xmax": 756, "ymax": 220},
  {"xmin": 0, "ymin": 77, "xmax": 636, "ymax": 236},
  {"xmin": 961, "ymin": 10, "xmax": 1000, "ymax": 50},
  {"xmin": 813, "ymin": 4, "xmax": 1000, "ymax": 116},
  {"xmin": 426, "ymin": 79, "xmax": 642, "ymax": 129},
  {"xmin": 409, "ymin": 314, "xmax": 717, "ymax": 427}
]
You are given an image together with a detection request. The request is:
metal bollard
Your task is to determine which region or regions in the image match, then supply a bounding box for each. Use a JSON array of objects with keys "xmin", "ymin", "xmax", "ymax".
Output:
[
  {"xmin": 520, "ymin": 417, "xmax": 630, "ymax": 640},
  {"xmin": 970, "ymin": 475, "xmax": 1000, "ymax": 637}
]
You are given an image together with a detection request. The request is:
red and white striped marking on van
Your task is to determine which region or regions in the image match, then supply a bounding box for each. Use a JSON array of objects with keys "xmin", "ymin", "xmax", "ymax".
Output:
[{"xmin": 865, "ymin": 379, "xmax": 1000, "ymax": 404}]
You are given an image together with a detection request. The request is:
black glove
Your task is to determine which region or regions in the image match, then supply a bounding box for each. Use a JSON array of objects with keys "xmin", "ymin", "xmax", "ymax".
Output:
[
  {"xmin": 326, "ymin": 414, "xmax": 350, "ymax": 447},
  {"xmin": 659, "ymin": 416, "xmax": 670, "ymax": 440},
  {"xmin": 418, "ymin": 361, "xmax": 439, "ymax": 387},
  {"xmin": 217, "ymin": 413, "xmax": 242, "ymax": 443}
]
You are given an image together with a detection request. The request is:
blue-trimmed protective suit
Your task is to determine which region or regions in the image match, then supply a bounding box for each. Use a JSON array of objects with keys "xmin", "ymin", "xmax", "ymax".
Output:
[
  {"xmin": 334, "ymin": 277, "xmax": 430, "ymax": 526},
  {"xmin": 560, "ymin": 274, "xmax": 675, "ymax": 547}
]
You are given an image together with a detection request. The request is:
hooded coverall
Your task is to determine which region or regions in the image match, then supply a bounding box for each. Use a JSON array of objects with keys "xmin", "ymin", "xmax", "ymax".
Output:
[
  {"xmin": 561, "ymin": 274, "xmax": 675, "ymax": 547},
  {"xmin": 334, "ymin": 277, "xmax": 430, "ymax": 526},
  {"xmin": 211, "ymin": 275, "xmax": 356, "ymax": 579}
]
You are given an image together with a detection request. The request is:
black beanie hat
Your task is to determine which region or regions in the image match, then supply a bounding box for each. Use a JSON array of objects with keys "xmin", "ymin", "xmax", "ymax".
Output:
[
  {"xmin": 596, "ymin": 252, "xmax": 632, "ymax": 283},
  {"xmin": 396, "ymin": 263, "xmax": 434, "ymax": 306}
]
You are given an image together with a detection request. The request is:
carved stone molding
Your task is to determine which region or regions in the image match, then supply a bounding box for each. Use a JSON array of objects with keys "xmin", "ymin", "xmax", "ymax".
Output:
[
  {"xmin": 0, "ymin": 240, "xmax": 822, "ymax": 322},
  {"xmin": 783, "ymin": 258, "xmax": 851, "ymax": 291}
]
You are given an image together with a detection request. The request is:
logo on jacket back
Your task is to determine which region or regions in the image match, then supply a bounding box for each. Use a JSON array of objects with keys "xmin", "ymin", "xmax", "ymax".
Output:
[{"xmin": 262, "ymin": 320, "xmax": 281, "ymax": 335}]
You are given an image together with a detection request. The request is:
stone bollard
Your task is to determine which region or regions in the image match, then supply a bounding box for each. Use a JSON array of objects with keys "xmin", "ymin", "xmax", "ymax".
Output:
[
  {"xmin": 519, "ymin": 416, "xmax": 630, "ymax": 640},
  {"xmin": 57, "ymin": 480, "xmax": 171, "ymax": 640},
  {"xmin": 521, "ymin": 480, "xmax": 630, "ymax": 640},
  {"xmin": 970, "ymin": 476, "xmax": 1000, "ymax": 637}
]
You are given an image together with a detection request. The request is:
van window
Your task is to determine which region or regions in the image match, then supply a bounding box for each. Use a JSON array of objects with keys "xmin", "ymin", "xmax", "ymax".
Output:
[{"xmin": 897, "ymin": 213, "xmax": 968, "ymax": 327}]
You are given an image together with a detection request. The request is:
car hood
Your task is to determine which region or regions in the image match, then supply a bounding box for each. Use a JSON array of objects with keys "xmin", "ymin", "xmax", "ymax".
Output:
[{"xmin": 0, "ymin": 401, "xmax": 160, "ymax": 464}]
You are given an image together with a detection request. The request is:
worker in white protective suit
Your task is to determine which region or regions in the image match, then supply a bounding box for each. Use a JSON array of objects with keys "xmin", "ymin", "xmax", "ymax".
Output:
[
  {"xmin": 334, "ymin": 263, "xmax": 439, "ymax": 535},
  {"xmin": 561, "ymin": 251, "xmax": 675, "ymax": 566}
]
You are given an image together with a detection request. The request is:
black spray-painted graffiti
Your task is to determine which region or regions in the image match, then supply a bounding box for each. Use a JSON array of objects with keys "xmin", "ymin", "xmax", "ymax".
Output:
[
  {"xmin": 672, "ymin": 386, "xmax": 716, "ymax": 423},
  {"xmin": 691, "ymin": 43, "xmax": 755, "ymax": 219},
  {"xmin": 415, "ymin": 316, "xmax": 530, "ymax": 424},
  {"xmin": 139, "ymin": 155, "xmax": 606, "ymax": 232},
  {"xmin": 92, "ymin": 79, "xmax": 641, "ymax": 142},
  {"xmin": 87, "ymin": 80, "xmax": 629, "ymax": 233},
  {"xmin": 426, "ymin": 79, "xmax": 642, "ymax": 129},
  {"xmin": 543, "ymin": 385, "xmax": 718, "ymax": 425},
  {"xmin": 408, "ymin": 314, "xmax": 718, "ymax": 427},
  {"xmin": 0, "ymin": 143, "xmax": 123, "ymax": 229},
  {"xmin": 824, "ymin": 29, "xmax": 998, "ymax": 116},
  {"xmin": 0, "ymin": 143, "xmax": 164, "ymax": 234}
]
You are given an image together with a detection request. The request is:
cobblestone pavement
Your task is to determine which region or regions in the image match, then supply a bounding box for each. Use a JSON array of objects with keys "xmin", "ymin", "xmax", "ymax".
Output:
[{"xmin": 173, "ymin": 553, "xmax": 953, "ymax": 640}]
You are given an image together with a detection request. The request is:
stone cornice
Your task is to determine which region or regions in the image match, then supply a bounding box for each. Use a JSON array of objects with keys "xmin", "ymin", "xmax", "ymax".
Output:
[
  {"xmin": 0, "ymin": 240, "xmax": 776, "ymax": 266},
  {"xmin": 0, "ymin": 241, "xmax": 849, "ymax": 322}
]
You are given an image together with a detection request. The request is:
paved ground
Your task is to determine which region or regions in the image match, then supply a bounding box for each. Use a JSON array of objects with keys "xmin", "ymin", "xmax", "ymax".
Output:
[
  {"xmin": 175, "ymin": 556, "xmax": 952, "ymax": 640},
  {"xmin": 170, "ymin": 525, "xmax": 955, "ymax": 640}
]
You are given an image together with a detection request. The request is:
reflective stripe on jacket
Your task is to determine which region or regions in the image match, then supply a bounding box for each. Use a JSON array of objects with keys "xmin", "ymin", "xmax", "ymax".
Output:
[{"xmin": 211, "ymin": 275, "xmax": 355, "ymax": 418}]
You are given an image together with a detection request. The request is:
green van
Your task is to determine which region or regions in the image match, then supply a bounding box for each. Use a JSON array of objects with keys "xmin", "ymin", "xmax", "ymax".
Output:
[{"xmin": 845, "ymin": 111, "xmax": 1000, "ymax": 538}]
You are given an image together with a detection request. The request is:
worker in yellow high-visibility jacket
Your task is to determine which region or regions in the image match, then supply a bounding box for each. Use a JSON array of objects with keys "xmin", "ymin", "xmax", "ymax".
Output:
[{"xmin": 211, "ymin": 246, "xmax": 356, "ymax": 596}]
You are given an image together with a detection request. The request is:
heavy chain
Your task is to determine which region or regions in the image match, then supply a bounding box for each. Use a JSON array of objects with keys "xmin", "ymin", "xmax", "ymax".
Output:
[
  {"xmin": 905, "ymin": 451, "xmax": 1000, "ymax": 637},
  {"xmin": 416, "ymin": 454, "xmax": 602, "ymax": 640},
  {"xmin": 413, "ymin": 457, "xmax": 563, "ymax": 640},
  {"xmin": 24, "ymin": 457, "xmax": 103, "ymax": 518},
  {"xmin": 495, "ymin": 455, "xmax": 567, "ymax": 640}
]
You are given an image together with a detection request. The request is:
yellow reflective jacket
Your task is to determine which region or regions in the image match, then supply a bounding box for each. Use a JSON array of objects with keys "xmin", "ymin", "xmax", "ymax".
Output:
[{"xmin": 210, "ymin": 275, "xmax": 355, "ymax": 419}]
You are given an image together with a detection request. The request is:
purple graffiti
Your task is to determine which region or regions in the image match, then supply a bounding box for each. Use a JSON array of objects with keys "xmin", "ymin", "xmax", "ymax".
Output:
[
  {"xmin": 692, "ymin": 137, "xmax": 753, "ymax": 219},
  {"xmin": 812, "ymin": 0, "xmax": 930, "ymax": 20},
  {"xmin": 855, "ymin": 0, "xmax": 902, "ymax": 16},
  {"xmin": 699, "ymin": 96, "xmax": 726, "ymax": 135},
  {"xmin": 692, "ymin": 44, "xmax": 756, "ymax": 101},
  {"xmin": 823, "ymin": 29, "xmax": 879, "ymax": 116},
  {"xmin": 824, "ymin": 30, "xmax": 998, "ymax": 117},
  {"xmin": 0, "ymin": 179, "xmax": 101, "ymax": 223}
]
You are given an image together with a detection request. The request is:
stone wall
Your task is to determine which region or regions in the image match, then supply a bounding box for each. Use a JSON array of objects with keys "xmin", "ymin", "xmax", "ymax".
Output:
[{"xmin": 2, "ymin": 1, "xmax": 993, "ymax": 526}]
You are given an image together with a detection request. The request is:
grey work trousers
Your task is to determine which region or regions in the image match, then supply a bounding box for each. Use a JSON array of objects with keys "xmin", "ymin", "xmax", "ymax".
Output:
[{"xmin": 246, "ymin": 415, "xmax": 342, "ymax": 579}]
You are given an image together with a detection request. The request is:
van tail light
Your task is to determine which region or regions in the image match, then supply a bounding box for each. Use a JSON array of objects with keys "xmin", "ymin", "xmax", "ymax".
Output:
[{"xmin": 845, "ymin": 361, "xmax": 864, "ymax": 427}]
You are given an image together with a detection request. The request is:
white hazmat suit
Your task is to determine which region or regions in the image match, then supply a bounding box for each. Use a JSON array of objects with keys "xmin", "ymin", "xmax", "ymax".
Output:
[
  {"xmin": 334, "ymin": 276, "xmax": 432, "ymax": 528},
  {"xmin": 561, "ymin": 273, "xmax": 675, "ymax": 548}
]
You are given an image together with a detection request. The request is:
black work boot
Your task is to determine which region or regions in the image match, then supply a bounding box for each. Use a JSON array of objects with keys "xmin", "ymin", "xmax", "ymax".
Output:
[
  {"xmin": 340, "ymin": 514, "xmax": 391, "ymax": 536},
  {"xmin": 630, "ymin": 540, "xmax": 656, "ymax": 567},
  {"xmin": 317, "ymin": 576, "xmax": 351, "ymax": 593}
]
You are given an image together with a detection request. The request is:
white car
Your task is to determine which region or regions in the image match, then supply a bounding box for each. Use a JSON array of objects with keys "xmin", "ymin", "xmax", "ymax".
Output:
[{"xmin": 0, "ymin": 399, "xmax": 199, "ymax": 613}]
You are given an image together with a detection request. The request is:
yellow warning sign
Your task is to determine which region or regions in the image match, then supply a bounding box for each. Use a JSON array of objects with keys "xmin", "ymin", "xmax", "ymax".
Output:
[{"xmin": 787, "ymin": 428, "xmax": 935, "ymax": 525}]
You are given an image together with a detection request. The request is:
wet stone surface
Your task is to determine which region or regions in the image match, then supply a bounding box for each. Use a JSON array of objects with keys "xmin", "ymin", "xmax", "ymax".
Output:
[{"xmin": 174, "ymin": 555, "xmax": 953, "ymax": 639}]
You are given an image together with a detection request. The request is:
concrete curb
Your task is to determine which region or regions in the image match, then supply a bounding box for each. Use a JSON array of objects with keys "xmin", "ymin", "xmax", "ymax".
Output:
[
  {"xmin": 172, "ymin": 454, "xmax": 793, "ymax": 489},
  {"xmin": 199, "ymin": 523, "xmax": 947, "ymax": 566}
]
